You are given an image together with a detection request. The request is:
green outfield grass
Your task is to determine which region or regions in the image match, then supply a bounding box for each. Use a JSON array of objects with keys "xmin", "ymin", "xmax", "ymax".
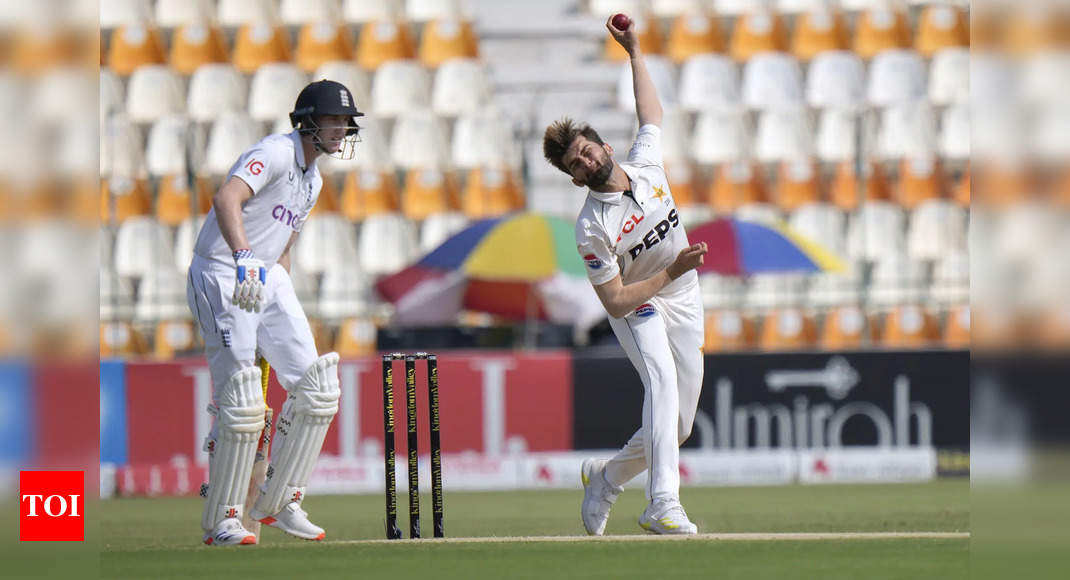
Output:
[{"xmin": 101, "ymin": 480, "xmax": 968, "ymax": 579}]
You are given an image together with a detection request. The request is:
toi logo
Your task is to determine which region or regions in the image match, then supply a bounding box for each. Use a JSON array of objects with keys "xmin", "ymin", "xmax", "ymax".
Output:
[{"xmin": 19, "ymin": 471, "xmax": 84, "ymax": 541}]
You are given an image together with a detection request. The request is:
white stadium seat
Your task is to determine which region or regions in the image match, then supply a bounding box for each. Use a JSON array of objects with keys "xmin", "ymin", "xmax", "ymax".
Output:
[
  {"xmin": 692, "ymin": 108, "xmax": 751, "ymax": 164},
  {"xmin": 155, "ymin": 0, "xmax": 215, "ymax": 29},
  {"xmin": 652, "ymin": 0, "xmax": 702, "ymax": 17},
  {"xmin": 217, "ymin": 0, "xmax": 277, "ymax": 27},
  {"xmin": 188, "ymin": 64, "xmax": 248, "ymax": 122},
  {"xmin": 807, "ymin": 266, "xmax": 864, "ymax": 308},
  {"xmin": 970, "ymin": 51, "xmax": 1017, "ymax": 107},
  {"xmin": 280, "ymin": 0, "xmax": 340, "ymax": 25},
  {"xmin": 806, "ymin": 51, "xmax": 866, "ymax": 110},
  {"xmin": 406, "ymin": 0, "xmax": 466, "ymax": 21},
  {"xmin": 744, "ymin": 273, "xmax": 808, "ymax": 310},
  {"xmin": 344, "ymin": 0, "xmax": 403, "ymax": 23},
  {"xmin": 789, "ymin": 202, "xmax": 847, "ymax": 257},
  {"xmin": 846, "ymin": 201, "xmax": 906, "ymax": 262},
  {"xmin": 927, "ymin": 47, "xmax": 969, "ymax": 106},
  {"xmin": 359, "ymin": 212, "xmax": 419, "ymax": 276},
  {"xmin": 113, "ymin": 216, "xmax": 177, "ymax": 280},
  {"xmin": 866, "ymin": 49, "xmax": 927, "ymax": 107},
  {"xmin": 432, "ymin": 58, "xmax": 490, "ymax": 117},
  {"xmin": 33, "ymin": 67, "xmax": 96, "ymax": 124},
  {"xmin": 319, "ymin": 266, "xmax": 371, "ymax": 319},
  {"xmin": 929, "ymin": 249, "xmax": 968, "ymax": 306},
  {"xmin": 939, "ymin": 103, "xmax": 970, "ymax": 162},
  {"xmin": 100, "ymin": 0, "xmax": 152, "ymax": 30},
  {"xmin": 741, "ymin": 52, "xmax": 804, "ymax": 111},
  {"xmin": 318, "ymin": 116, "xmax": 393, "ymax": 174},
  {"xmin": 420, "ymin": 211, "xmax": 469, "ymax": 253},
  {"xmin": 451, "ymin": 109, "xmax": 518, "ymax": 170},
  {"xmin": 372, "ymin": 60, "xmax": 432, "ymax": 118},
  {"xmin": 754, "ymin": 107, "xmax": 814, "ymax": 163},
  {"xmin": 867, "ymin": 252, "xmax": 929, "ymax": 307},
  {"xmin": 678, "ymin": 54, "xmax": 740, "ymax": 112},
  {"xmin": 100, "ymin": 114, "xmax": 145, "ymax": 178},
  {"xmin": 101, "ymin": 67, "xmax": 124, "ymax": 118},
  {"xmin": 1020, "ymin": 50, "xmax": 1070, "ymax": 108},
  {"xmin": 135, "ymin": 266, "xmax": 191, "ymax": 322},
  {"xmin": 295, "ymin": 214, "xmax": 360, "ymax": 276},
  {"xmin": 815, "ymin": 108, "xmax": 876, "ymax": 163},
  {"xmin": 907, "ymin": 199, "xmax": 967, "ymax": 262},
  {"xmin": 145, "ymin": 115, "xmax": 198, "ymax": 177},
  {"xmin": 589, "ymin": 0, "xmax": 647, "ymax": 18},
  {"xmin": 174, "ymin": 216, "xmax": 206, "ymax": 272},
  {"xmin": 248, "ymin": 63, "xmax": 309, "ymax": 122},
  {"xmin": 313, "ymin": 61, "xmax": 372, "ymax": 112},
  {"xmin": 877, "ymin": 101, "xmax": 936, "ymax": 161},
  {"xmin": 126, "ymin": 65, "xmax": 185, "ymax": 123},
  {"xmin": 734, "ymin": 203, "xmax": 782, "ymax": 225},
  {"xmin": 618, "ymin": 55, "xmax": 678, "ymax": 112},
  {"xmin": 203, "ymin": 114, "xmax": 262, "ymax": 175},
  {"xmin": 699, "ymin": 273, "xmax": 746, "ymax": 310},
  {"xmin": 657, "ymin": 108, "xmax": 693, "ymax": 165},
  {"xmin": 100, "ymin": 268, "xmax": 136, "ymax": 321},
  {"xmin": 390, "ymin": 109, "xmax": 451, "ymax": 170}
]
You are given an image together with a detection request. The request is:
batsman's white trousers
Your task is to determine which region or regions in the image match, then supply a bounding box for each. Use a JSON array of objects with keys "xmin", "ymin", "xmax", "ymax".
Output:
[
  {"xmin": 604, "ymin": 281, "xmax": 704, "ymax": 503},
  {"xmin": 186, "ymin": 254, "xmax": 319, "ymax": 400}
]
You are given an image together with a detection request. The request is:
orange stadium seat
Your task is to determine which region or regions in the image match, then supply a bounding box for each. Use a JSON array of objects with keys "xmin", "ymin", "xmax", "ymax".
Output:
[
  {"xmin": 107, "ymin": 23, "xmax": 166, "ymax": 76},
  {"xmin": 830, "ymin": 161, "xmax": 891, "ymax": 212},
  {"xmin": 334, "ymin": 317, "xmax": 378, "ymax": 357},
  {"xmin": 791, "ymin": 9, "xmax": 849, "ymax": 62},
  {"xmin": 943, "ymin": 305, "xmax": 970, "ymax": 349},
  {"xmin": 462, "ymin": 167, "xmax": 524, "ymax": 219},
  {"xmin": 977, "ymin": 163, "xmax": 1033, "ymax": 208},
  {"xmin": 667, "ymin": 12, "xmax": 723, "ymax": 63},
  {"xmin": 356, "ymin": 20, "xmax": 416, "ymax": 70},
  {"xmin": 11, "ymin": 27, "xmax": 76, "ymax": 74},
  {"xmin": 703, "ymin": 310, "xmax": 757, "ymax": 352},
  {"xmin": 296, "ymin": 22, "xmax": 355, "ymax": 72},
  {"xmin": 1002, "ymin": 6, "xmax": 1067, "ymax": 57},
  {"xmin": 820, "ymin": 305, "xmax": 874, "ymax": 350},
  {"xmin": 101, "ymin": 177, "xmax": 152, "ymax": 223},
  {"xmin": 775, "ymin": 159, "xmax": 821, "ymax": 211},
  {"xmin": 953, "ymin": 169, "xmax": 970, "ymax": 207},
  {"xmin": 896, "ymin": 157, "xmax": 945, "ymax": 209},
  {"xmin": 100, "ymin": 321, "xmax": 147, "ymax": 358},
  {"xmin": 729, "ymin": 9, "xmax": 788, "ymax": 62},
  {"xmin": 852, "ymin": 8, "xmax": 910, "ymax": 60},
  {"xmin": 153, "ymin": 320, "xmax": 196, "ymax": 360},
  {"xmin": 156, "ymin": 175, "xmax": 212, "ymax": 226},
  {"xmin": 419, "ymin": 18, "xmax": 479, "ymax": 68},
  {"xmin": 169, "ymin": 23, "xmax": 229, "ymax": 75},
  {"xmin": 308, "ymin": 177, "xmax": 341, "ymax": 215},
  {"xmin": 879, "ymin": 305, "xmax": 940, "ymax": 349},
  {"xmin": 664, "ymin": 160, "xmax": 697, "ymax": 207},
  {"xmin": 401, "ymin": 168, "xmax": 460, "ymax": 221},
  {"xmin": 341, "ymin": 170, "xmax": 399, "ymax": 221},
  {"xmin": 233, "ymin": 22, "xmax": 292, "ymax": 74},
  {"xmin": 606, "ymin": 14, "xmax": 664, "ymax": 62},
  {"xmin": 759, "ymin": 309, "xmax": 818, "ymax": 351},
  {"xmin": 707, "ymin": 161, "xmax": 768, "ymax": 214},
  {"xmin": 914, "ymin": 4, "xmax": 969, "ymax": 57}
]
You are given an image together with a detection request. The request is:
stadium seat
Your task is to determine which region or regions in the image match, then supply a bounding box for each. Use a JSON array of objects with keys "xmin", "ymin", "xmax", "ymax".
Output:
[
  {"xmin": 776, "ymin": 0, "xmax": 834, "ymax": 14},
  {"xmin": 10, "ymin": 24, "xmax": 77, "ymax": 74},
  {"xmin": 169, "ymin": 23, "xmax": 229, "ymax": 75},
  {"xmin": 774, "ymin": 159, "xmax": 821, "ymax": 211},
  {"xmin": 707, "ymin": 161, "xmax": 767, "ymax": 213},
  {"xmin": 113, "ymin": 216, "xmax": 177, "ymax": 279},
  {"xmin": 174, "ymin": 216, "xmax": 207, "ymax": 272},
  {"xmin": 789, "ymin": 202, "xmax": 846, "ymax": 258},
  {"xmin": 125, "ymin": 65, "xmax": 185, "ymax": 123},
  {"xmin": 897, "ymin": 156, "xmax": 945, "ymax": 209},
  {"xmin": 692, "ymin": 108, "xmax": 750, "ymax": 165},
  {"xmin": 699, "ymin": 273, "xmax": 746, "ymax": 310},
  {"xmin": 879, "ymin": 305, "xmax": 940, "ymax": 348},
  {"xmin": 805, "ymin": 51, "xmax": 865, "ymax": 110},
  {"xmin": 928, "ymin": 47, "xmax": 969, "ymax": 106},
  {"xmin": 356, "ymin": 19, "xmax": 416, "ymax": 70},
  {"xmin": 319, "ymin": 267, "xmax": 371, "ymax": 320},
  {"xmin": 188, "ymin": 64, "xmax": 247, "ymax": 122},
  {"xmin": 280, "ymin": 0, "xmax": 340, "ymax": 25},
  {"xmin": 100, "ymin": 268, "xmax": 136, "ymax": 321},
  {"xmin": 929, "ymin": 248, "xmax": 968, "ymax": 307},
  {"xmin": 419, "ymin": 18, "xmax": 480, "ymax": 67},
  {"xmin": 877, "ymin": 101, "xmax": 936, "ymax": 161},
  {"xmin": 248, "ymin": 64, "xmax": 309, "ymax": 122},
  {"xmin": 729, "ymin": 8, "xmax": 788, "ymax": 62},
  {"xmin": 618, "ymin": 55, "xmax": 678, "ymax": 111},
  {"xmin": 651, "ymin": 0, "xmax": 701, "ymax": 17},
  {"xmin": 420, "ymin": 211, "xmax": 469, "ymax": 253},
  {"xmin": 703, "ymin": 310, "xmax": 757, "ymax": 352},
  {"xmin": 233, "ymin": 22, "xmax": 292, "ymax": 74},
  {"xmin": 432, "ymin": 58, "xmax": 490, "ymax": 116},
  {"xmin": 906, "ymin": 198, "xmax": 966, "ymax": 262},
  {"xmin": 815, "ymin": 108, "xmax": 874, "ymax": 164},
  {"xmin": 100, "ymin": 0, "xmax": 152, "ymax": 30},
  {"xmin": 100, "ymin": 114, "xmax": 145, "ymax": 179},
  {"xmin": 664, "ymin": 159, "xmax": 699, "ymax": 210},
  {"xmin": 217, "ymin": 0, "xmax": 278, "ymax": 28},
  {"xmin": 820, "ymin": 305, "xmax": 874, "ymax": 350},
  {"xmin": 344, "ymin": 0, "xmax": 403, "ymax": 23},
  {"xmin": 846, "ymin": 201, "xmax": 905, "ymax": 263},
  {"xmin": 320, "ymin": 116, "xmax": 390, "ymax": 176},
  {"xmin": 358, "ymin": 212, "xmax": 420, "ymax": 276},
  {"xmin": 203, "ymin": 114, "xmax": 262, "ymax": 176},
  {"xmin": 830, "ymin": 160, "xmax": 891, "ymax": 211},
  {"xmin": 915, "ymin": 4, "xmax": 969, "ymax": 58},
  {"xmin": 741, "ymin": 52, "xmax": 804, "ymax": 111},
  {"xmin": 867, "ymin": 253, "xmax": 928, "ymax": 307},
  {"xmin": 754, "ymin": 108, "xmax": 814, "ymax": 163},
  {"xmin": 791, "ymin": 8, "xmax": 849, "ymax": 61},
  {"xmin": 650, "ymin": 108, "xmax": 692, "ymax": 166},
  {"xmin": 678, "ymin": 53, "xmax": 740, "ymax": 112},
  {"xmin": 401, "ymin": 167, "xmax": 459, "ymax": 220},
  {"xmin": 155, "ymin": 0, "xmax": 215, "ymax": 29},
  {"xmin": 759, "ymin": 309, "xmax": 818, "ymax": 350},
  {"xmin": 939, "ymin": 104, "xmax": 970, "ymax": 163},
  {"xmin": 745, "ymin": 273, "xmax": 807, "ymax": 310},
  {"xmin": 295, "ymin": 22, "xmax": 354, "ymax": 72},
  {"xmin": 852, "ymin": 7, "xmax": 910, "ymax": 59},
  {"xmin": 101, "ymin": 67, "xmax": 123, "ymax": 118},
  {"xmin": 107, "ymin": 23, "xmax": 166, "ymax": 76},
  {"xmin": 154, "ymin": 178, "xmax": 210, "ymax": 230},
  {"xmin": 1003, "ymin": 5, "xmax": 1067, "ymax": 57},
  {"xmin": 407, "ymin": 0, "xmax": 466, "ymax": 21},
  {"xmin": 605, "ymin": 14, "xmax": 664, "ymax": 62},
  {"xmin": 735, "ymin": 202, "xmax": 782, "ymax": 225},
  {"xmin": 390, "ymin": 109, "xmax": 451, "ymax": 170},
  {"xmin": 371, "ymin": 60, "xmax": 431, "ymax": 118},
  {"xmin": 308, "ymin": 177, "xmax": 342, "ymax": 216},
  {"xmin": 101, "ymin": 177, "xmax": 152, "ymax": 224},
  {"xmin": 807, "ymin": 265, "xmax": 863, "ymax": 308},
  {"xmin": 341, "ymin": 170, "xmax": 400, "ymax": 221},
  {"xmin": 667, "ymin": 12, "xmax": 724, "ymax": 63},
  {"xmin": 953, "ymin": 169, "xmax": 969, "ymax": 207},
  {"xmin": 100, "ymin": 321, "xmax": 147, "ymax": 357},
  {"xmin": 135, "ymin": 266, "xmax": 191, "ymax": 322},
  {"xmin": 463, "ymin": 167, "xmax": 524, "ymax": 218},
  {"xmin": 334, "ymin": 317, "xmax": 378, "ymax": 356},
  {"xmin": 451, "ymin": 110, "xmax": 520, "ymax": 170},
  {"xmin": 942, "ymin": 305, "xmax": 969, "ymax": 349},
  {"xmin": 866, "ymin": 49, "xmax": 926, "ymax": 107},
  {"xmin": 154, "ymin": 320, "xmax": 197, "ymax": 359},
  {"xmin": 145, "ymin": 115, "xmax": 197, "ymax": 178},
  {"xmin": 313, "ymin": 61, "xmax": 372, "ymax": 111},
  {"xmin": 295, "ymin": 214, "xmax": 360, "ymax": 276}
]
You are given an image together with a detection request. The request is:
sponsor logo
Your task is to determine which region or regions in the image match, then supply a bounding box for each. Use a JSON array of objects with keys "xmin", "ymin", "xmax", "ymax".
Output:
[
  {"xmin": 272, "ymin": 204, "xmax": 303, "ymax": 231},
  {"xmin": 245, "ymin": 159, "xmax": 264, "ymax": 176},
  {"xmin": 19, "ymin": 471, "xmax": 84, "ymax": 541},
  {"xmin": 627, "ymin": 208, "xmax": 680, "ymax": 260},
  {"xmin": 225, "ymin": 507, "xmax": 237, "ymax": 519},
  {"xmin": 616, "ymin": 213, "xmax": 645, "ymax": 243},
  {"xmin": 583, "ymin": 254, "xmax": 603, "ymax": 270},
  {"xmin": 634, "ymin": 303, "xmax": 656, "ymax": 318}
]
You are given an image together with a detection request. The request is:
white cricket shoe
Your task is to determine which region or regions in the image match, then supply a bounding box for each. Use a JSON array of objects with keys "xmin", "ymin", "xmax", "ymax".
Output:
[
  {"xmin": 251, "ymin": 503, "xmax": 326, "ymax": 541},
  {"xmin": 202, "ymin": 517, "xmax": 257, "ymax": 546},
  {"xmin": 581, "ymin": 458, "xmax": 622, "ymax": 536},
  {"xmin": 638, "ymin": 500, "xmax": 698, "ymax": 535}
]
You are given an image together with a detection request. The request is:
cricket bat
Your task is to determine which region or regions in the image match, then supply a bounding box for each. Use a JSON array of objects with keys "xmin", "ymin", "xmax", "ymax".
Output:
[{"xmin": 242, "ymin": 354, "xmax": 273, "ymax": 541}]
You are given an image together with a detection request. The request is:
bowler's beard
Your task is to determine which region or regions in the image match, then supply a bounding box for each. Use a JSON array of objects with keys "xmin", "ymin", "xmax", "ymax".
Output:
[{"xmin": 585, "ymin": 157, "xmax": 613, "ymax": 188}]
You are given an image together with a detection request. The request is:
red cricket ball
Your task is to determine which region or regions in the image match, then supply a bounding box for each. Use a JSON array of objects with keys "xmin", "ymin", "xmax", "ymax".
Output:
[{"xmin": 612, "ymin": 13, "xmax": 631, "ymax": 31}]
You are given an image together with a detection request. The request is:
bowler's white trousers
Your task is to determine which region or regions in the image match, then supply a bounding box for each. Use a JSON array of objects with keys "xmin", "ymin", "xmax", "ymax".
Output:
[{"xmin": 604, "ymin": 281, "xmax": 704, "ymax": 502}]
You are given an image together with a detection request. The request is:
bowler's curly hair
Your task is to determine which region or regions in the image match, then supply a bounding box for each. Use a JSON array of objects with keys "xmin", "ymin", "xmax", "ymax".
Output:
[{"xmin": 542, "ymin": 118, "xmax": 606, "ymax": 175}]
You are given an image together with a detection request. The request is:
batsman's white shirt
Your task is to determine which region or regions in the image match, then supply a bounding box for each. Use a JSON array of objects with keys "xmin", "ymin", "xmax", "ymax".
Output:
[
  {"xmin": 575, "ymin": 124, "xmax": 704, "ymax": 503},
  {"xmin": 187, "ymin": 131, "xmax": 321, "ymax": 397}
]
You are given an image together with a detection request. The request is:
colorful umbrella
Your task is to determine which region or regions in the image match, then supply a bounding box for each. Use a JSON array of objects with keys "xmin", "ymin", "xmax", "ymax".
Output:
[
  {"xmin": 376, "ymin": 213, "xmax": 605, "ymax": 328},
  {"xmin": 688, "ymin": 218, "xmax": 846, "ymax": 275}
]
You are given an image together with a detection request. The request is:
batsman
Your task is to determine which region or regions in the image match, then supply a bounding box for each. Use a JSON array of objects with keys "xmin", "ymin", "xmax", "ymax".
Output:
[{"xmin": 185, "ymin": 79, "xmax": 363, "ymax": 545}]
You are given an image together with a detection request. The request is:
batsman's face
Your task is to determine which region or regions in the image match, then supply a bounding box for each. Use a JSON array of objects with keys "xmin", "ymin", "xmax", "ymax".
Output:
[
  {"xmin": 316, "ymin": 115, "xmax": 350, "ymax": 152},
  {"xmin": 564, "ymin": 136, "xmax": 614, "ymax": 188}
]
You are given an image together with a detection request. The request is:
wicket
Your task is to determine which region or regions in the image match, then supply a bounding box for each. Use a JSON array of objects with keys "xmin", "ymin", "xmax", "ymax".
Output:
[{"xmin": 382, "ymin": 352, "xmax": 444, "ymax": 539}]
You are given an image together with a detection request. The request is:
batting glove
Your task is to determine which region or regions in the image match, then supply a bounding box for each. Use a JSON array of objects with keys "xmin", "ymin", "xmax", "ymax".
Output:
[{"xmin": 232, "ymin": 249, "xmax": 266, "ymax": 313}]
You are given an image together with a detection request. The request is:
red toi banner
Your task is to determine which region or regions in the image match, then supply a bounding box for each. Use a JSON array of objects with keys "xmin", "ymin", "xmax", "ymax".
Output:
[
  {"xmin": 20, "ymin": 471, "xmax": 84, "ymax": 541},
  {"xmin": 123, "ymin": 352, "xmax": 574, "ymax": 466}
]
